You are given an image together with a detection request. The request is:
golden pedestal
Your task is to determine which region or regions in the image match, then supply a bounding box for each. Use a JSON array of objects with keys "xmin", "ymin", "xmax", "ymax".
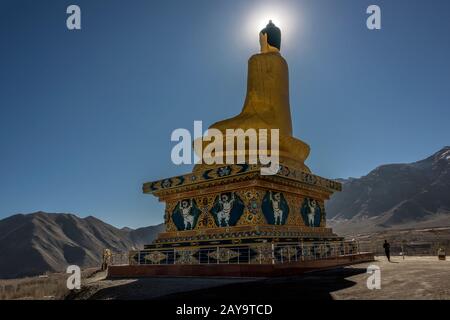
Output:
[{"xmin": 129, "ymin": 164, "xmax": 349, "ymax": 265}]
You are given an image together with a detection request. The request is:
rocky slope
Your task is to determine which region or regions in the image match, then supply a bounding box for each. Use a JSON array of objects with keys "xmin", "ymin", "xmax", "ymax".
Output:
[
  {"xmin": 327, "ymin": 147, "xmax": 450, "ymax": 235},
  {"xmin": 0, "ymin": 212, "xmax": 163, "ymax": 278}
]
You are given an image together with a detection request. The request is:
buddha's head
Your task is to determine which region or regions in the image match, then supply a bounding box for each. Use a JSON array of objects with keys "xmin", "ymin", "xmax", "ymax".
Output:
[{"xmin": 259, "ymin": 20, "xmax": 281, "ymax": 53}]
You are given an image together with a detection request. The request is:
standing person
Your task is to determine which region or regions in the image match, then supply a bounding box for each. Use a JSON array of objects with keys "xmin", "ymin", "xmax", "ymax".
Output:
[{"xmin": 383, "ymin": 240, "xmax": 391, "ymax": 262}]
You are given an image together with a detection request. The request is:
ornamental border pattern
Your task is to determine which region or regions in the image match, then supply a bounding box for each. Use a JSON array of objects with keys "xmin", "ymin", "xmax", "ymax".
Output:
[{"xmin": 143, "ymin": 164, "xmax": 341, "ymax": 196}]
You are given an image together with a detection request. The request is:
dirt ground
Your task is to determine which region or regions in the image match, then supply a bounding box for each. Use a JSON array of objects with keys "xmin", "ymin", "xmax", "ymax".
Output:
[
  {"xmin": 0, "ymin": 268, "xmax": 99, "ymax": 300},
  {"xmin": 67, "ymin": 256, "xmax": 450, "ymax": 300},
  {"xmin": 332, "ymin": 256, "xmax": 450, "ymax": 299}
]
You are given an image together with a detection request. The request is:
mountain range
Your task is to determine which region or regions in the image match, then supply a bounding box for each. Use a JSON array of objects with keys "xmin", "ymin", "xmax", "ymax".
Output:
[
  {"xmin": 0, "ymin": 212, "xmax": 163, "ymax": 279},
  {"xmin": 326, "ymin": 147, "xmax": 450, "ymax": 235},
  {"xmin": 1, "ymin": 147, "xmax": 449, "ymax": 278}
]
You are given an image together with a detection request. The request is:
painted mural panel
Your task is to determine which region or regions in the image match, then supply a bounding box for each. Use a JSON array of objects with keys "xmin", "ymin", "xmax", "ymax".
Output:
[
  {"xmin": 261, "ymin": 191, "xmax": 289, "ymax": 225},
  {"xmin": 300, "ymin": 198, "xmax": 321, "ymax": 227},
  {"xmin": 172, "ymin": 199, "xmax": 201, "ymax": 230},
  {"xmin": 210, "ymin": 192, "xmax": 245, "ymax": 227}
]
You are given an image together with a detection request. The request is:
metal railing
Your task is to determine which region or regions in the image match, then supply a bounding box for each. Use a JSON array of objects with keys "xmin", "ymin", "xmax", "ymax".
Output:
[
  {"xmin": 110, "ymin": 252, "xmax": 130, "ymax": 266},
  {"xmin": 128, "ymin": 240, "xmax": 360, "ymax": 266},
  {"xmin": 357, "ymin": 240, "xmax": 450, "ymax": 257}
]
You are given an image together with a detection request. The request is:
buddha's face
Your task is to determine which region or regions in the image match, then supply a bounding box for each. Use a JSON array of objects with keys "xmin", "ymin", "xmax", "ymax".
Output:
[
  {"xmin": 181, "ymin": 200, "xmax": 188, "ymax": 208},
  {"xmin": 221, "ymin": 194, "xmax": 229, "ymax": 202}
]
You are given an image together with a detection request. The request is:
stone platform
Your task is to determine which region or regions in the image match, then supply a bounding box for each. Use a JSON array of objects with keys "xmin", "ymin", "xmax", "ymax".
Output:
[
  {"xmin": 108, "ymin": 253, "xmax": 374, "ymax": 278},
  {"xmin": 135, "ymin": 163, "xmax": 358, "ymax": 270}
]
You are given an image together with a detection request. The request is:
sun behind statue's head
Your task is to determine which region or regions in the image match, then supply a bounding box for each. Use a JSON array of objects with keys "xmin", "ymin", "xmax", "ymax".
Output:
[{"xmin": 259, "ymin": 20, "xmax": 281, "ymax": 53}]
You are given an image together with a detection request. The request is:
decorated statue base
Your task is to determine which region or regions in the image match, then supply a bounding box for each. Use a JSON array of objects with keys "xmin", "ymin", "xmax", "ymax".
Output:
[{"xmin": 128, "ymin": 164, "xmax": 356, "ymax": 266}]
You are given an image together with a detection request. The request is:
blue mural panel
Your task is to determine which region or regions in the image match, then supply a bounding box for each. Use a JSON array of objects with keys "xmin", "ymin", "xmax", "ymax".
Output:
[
  {"xmin": 210, "ymin": 192, "xmax": 245, "ymax": 227},
  {"xmin": 172, "ymin": 199, "xmax": 201, "ymax": 230},
  {"xmin": 300, "ymin": 198, "xmax": 321, "ymax": 227},
  {"xmin": 261, "ymin": 191, "xmax": 289, "ymax": 225}
]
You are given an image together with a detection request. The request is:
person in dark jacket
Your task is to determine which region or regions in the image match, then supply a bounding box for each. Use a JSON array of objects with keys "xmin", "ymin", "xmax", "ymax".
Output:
[{"xmin": 383, "ymin": 240, "xmax": 391, "ymax": 262}]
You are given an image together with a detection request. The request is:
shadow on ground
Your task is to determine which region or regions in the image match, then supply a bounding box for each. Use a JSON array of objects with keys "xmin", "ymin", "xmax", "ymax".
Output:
[{"xmin": 87, "ymin": 267, "xmax": 366, "ymax": 301}]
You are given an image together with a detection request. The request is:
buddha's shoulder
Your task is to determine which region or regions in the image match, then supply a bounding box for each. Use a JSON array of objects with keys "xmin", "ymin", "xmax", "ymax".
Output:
[{"xmin": 249, "ymin": 52, "xmax": 287, "ymax": 65}]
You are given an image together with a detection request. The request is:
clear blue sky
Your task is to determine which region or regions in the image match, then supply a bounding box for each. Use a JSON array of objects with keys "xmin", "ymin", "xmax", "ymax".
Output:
[{"xmin": 1, "ymin": 0, "xmax": 449, "ymax": 228}]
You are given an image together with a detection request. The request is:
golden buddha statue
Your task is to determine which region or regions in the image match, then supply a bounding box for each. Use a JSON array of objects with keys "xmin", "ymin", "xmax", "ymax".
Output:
[{"xmin": 194, "ymin": 21, "xmax": 310, "ymax": 173}]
